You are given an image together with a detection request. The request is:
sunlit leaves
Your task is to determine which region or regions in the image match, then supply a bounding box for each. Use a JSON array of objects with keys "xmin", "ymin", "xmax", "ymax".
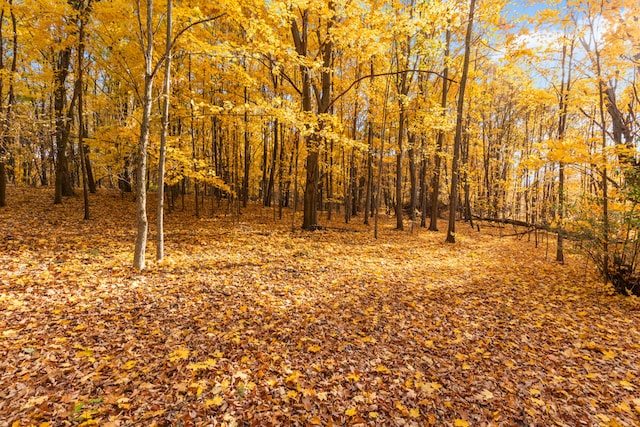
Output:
[
  {"xmin": 167, "ymin": 347, "xmax": 190, "ymax": 362},
  {"xmin": 2, "ymin": 188, "xmax": 640, "ymax": 424}
]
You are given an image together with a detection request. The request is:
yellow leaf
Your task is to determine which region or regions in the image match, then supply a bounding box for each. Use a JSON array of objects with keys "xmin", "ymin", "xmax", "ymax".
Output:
[
  {"xmin": 346, "ymin": 373, "xmax": 360, "ymax": 381},
  {"xmin": 75, "ymin": 350, "xmax": 93, "ymax": 358},
  {"xmin": 309, "ymin": 415, "xmax": 322, "ymax": 425},
  {"xmin": 375, "ymin": 365, "xmax": 391, "ymax": 374},
  {"xmin": 619, "ymin": 380, "xmax": 634, "ymax": 391},
  {"xmin": 345, "ymin": 407, "xmax": 357, "ymax": 416},
  {"xmin": 286, "ymin": 390, "xmax": 298, "ymax": 398},
  {"xmin": 286, "ymin": 370, "xmax": 302, "ymax": 383},
  {"xmin": 142, "ymin": 410, "xmax": 166, "ymax": 419},
  {"xmin": 123, "ymin": 360, "xmax": 137, "ymax": 370},
  {"xmin": 454, "ymin": 419, "xmax": 469, "ymax": 427},
  {"xmin": 187, "ymin": 359, "xmax": 217, "ymax": 371},
  {"xmin": 617, "ymin": 402, "xmax": 632, "ymax": 413},
  {"xmin": 602, "ymin": 350, "xmax": 616, "ymax": 360},
  {"xmin": 307, "ymin": 344, "xmax": 321, "ymax": 353},
  {"xmin": 409, "ymin": 408, "xmax": 420, "ymax": 418},
  {"xmin": 368, "ymin": 411, "xmax": 378, "ymax": 419},
  {"xmin": 531, "ymin": 397, "xmax": 545, "ymax": 406},
  {"xmin": 205, "ymin": 395, "xmax": 224, "ymax": 407},
  {"xmin": 168, "ymin": 347, "xmax": 190, "ymax": 362},
  {"xmin": 190, "ymin": 382, "xmax": 205, "ymax": 396},
  {"xmin": 529, "ymin": 388, "xmax": 541, "ymax": 397},
  {"xmin": 317, "ymin": 392, "xmax": 328, "ymax": 401}
]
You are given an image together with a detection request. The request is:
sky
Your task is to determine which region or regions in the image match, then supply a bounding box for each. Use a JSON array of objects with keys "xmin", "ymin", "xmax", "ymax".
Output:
[{"xmin": 504, "ymin": 0, "xmax": 553, "ymax": 20}]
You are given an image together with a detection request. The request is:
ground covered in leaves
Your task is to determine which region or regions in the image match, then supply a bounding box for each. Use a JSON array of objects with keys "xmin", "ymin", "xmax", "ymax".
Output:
[{"xmin": 1, "ymin": 187, "xmax": 640, "ymax": 427}]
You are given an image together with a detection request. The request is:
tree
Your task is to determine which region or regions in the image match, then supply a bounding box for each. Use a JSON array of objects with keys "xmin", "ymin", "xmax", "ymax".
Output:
[
  {"xmin": 156, "ymin": 0, "xmax": 172, "ymax": 261},
  {"xmin": 428, "ymin": 27, "xmax": 451, "ymax": 231},
  {"xmin": 555, "ymin": 33, "xmax": 575, "ymax": 263},
  {"xmin": 131, "ymin": 0, "xmax": 155, "ymax": 271},
  {"xmin": 52, "ymin": 7, "xmax": 76, "ymax": 204},
  {"xmin": 75, "ymin": 0, "xmax": 91, "ymax": 220},
  {"xmin": 0, "ymin": 0, "xmax": 17, "ymax": 208},
  {"xmin": 446, "ymin": 0, "xmax": 476, "ymax": 244},
  {"xmin": 290, "ymin": 4, "xmax": 334, "ymax": 230}
]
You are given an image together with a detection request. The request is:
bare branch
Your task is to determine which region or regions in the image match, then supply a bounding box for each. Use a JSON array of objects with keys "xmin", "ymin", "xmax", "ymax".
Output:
[{"xmin": 329, "ymin": 69, "xmax": 456, "ymax": 110}]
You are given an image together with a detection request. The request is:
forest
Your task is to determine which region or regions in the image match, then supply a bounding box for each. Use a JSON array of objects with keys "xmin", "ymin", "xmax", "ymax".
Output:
[{"xmin": 0, "ymin": 0, "xmax": 639, "ymax": 425}]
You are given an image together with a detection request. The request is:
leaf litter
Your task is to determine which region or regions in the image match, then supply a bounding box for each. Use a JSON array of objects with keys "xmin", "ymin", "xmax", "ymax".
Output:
[{"xmin": 1, "ymin": 187, "xmax": 639, "ymax": 426}]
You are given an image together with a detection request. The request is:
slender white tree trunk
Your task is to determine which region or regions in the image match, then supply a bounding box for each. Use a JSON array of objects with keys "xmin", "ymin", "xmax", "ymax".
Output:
[
  {"xmin": 133, "ymin": 0, "xmax": 155, "ymax": 270},
  {"xmin": 156, "ymin": 0, "xmax": 172, "ymax": 261}
]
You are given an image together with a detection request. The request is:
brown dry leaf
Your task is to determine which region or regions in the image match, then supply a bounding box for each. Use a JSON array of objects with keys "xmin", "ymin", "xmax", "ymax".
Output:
[{"xmin": 1, "ymin": 189, "xmax": 639, "ymax": 426}]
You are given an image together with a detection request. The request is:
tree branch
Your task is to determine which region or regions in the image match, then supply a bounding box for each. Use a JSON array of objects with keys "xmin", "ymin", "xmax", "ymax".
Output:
[
  {"xmin": 151, "ymin": 12, "xmax": 227, "ymax": 78},
  {"xmin": 328, "ymin": 69, "xmax": 456, "ymax": 110}
]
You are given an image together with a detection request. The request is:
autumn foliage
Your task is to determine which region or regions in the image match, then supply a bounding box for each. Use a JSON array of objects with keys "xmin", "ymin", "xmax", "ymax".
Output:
[
  {"xmin": 1, "ymin": 0, "xmax": 640, "ymax": 424},
  {"xmin": 1, "ymin": 188, "xmax": 639, "ymax": 426}
]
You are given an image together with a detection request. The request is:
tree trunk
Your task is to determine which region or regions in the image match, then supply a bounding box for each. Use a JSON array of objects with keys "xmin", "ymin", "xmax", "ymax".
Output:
[
  {"xmin": 364, "ymin": 121, "xmax": 373, "ymax": 225},
  {"xmin": 446, "ymin": 0, "xmax": 475, "ymax": 243},
  {"xmin": 0, "ymin": 0, "xmax": 16, "ymax": 208},
  {"xmin": 77, "ymin": 5, "xmax": 89, "ymax": 220},
  {"xmin": 395, "ymin": 106, "xmax": 405, "ymax": 230},
  {"xmin": 133, "ymin": 0, "xmax": 155, "ymax": 271},
  {"xmin": 429, "ymin": 28, "xmax": 450, "ymax": 231},
  {"xmin": 54, "ymin": 47, "xmax": 74, "ymax": 204},
  {"xmin": 242, "ymin": 86, "xmax": 250, "ymax": 207},
  {"xmin": 0, "ymin": 162, "xmax": 5, "ymax": 207},
  {"xmin": 264, "ymin": 118, "xmax": 278, "ymax": 207},
  {"xmin": 156, "ymin": 0, "xmax": 172, "ymax": 261},
  {"xmin": 556, "ymin": 36, "xmax": 574, "ymax": 263},
  {"xmin": 85, "ymin": 147, "xmax": 96, "ymax": 193},
  {"xmin": 420, "ymin": 152, "xmax": 428, "ymax": 227},
  {"xmin": 291, "ymin": 10, "xmax": 320, "ymax": 230},
  {"xmin": 303, "ymin": 141, "xmax": 320, "ymax": 229},
  {"xmin": 408, "ymin": 136, "xmax": 416, "ymax": 222}
]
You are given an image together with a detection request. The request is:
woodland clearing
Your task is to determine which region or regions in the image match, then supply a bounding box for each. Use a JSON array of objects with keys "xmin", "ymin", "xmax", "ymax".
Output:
[{"xmin": 1, "ymin": 187, "xmax": 639, "ymax": 426}]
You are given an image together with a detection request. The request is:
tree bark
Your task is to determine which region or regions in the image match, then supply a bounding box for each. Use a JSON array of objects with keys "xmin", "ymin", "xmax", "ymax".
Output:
[
  {"xmin": 156, "ymin": 0, "xmax": 172, "ymax": 261},
  {"xmin": 395, "ymin": 104, "xmax": 407, "ymax": 230},
  {"xmin": 242, "ymin": 86, "xmax": 250, "ymax": 207},
  {"xmin": 446, "ymin": 0, "xmax": 475, "ymax": 243},
  {"xmin": 77, "ymin": 3, "xmax": 89, "ymax": 220},
  {"xmin": 555, "ymin": 36, "xmax": 574, "ymax": 263},
  {"xmin": 0, "ymin": 0, "xmax": 16, "ymax": 208},
  {"xmin": 364, "ymin": 121, "xmax": 373, "ymax": 225},
  {"xmin": 264, "ymin": 118, "xmax": 278, "ymax": 207},
  {"xmin": 429, "ymin": 28, "xmax": 450, "ymax": 231},
  {"xmin": 133, "ymin": 0, "xmax": 155, "ymax": 270},
  {"xmin": 54, "ymin": 47, "xmax": 74, "ymax": 204},
  {"xmin": 408, "ymin": 136, "xmax": 417, "ymax": 222}
]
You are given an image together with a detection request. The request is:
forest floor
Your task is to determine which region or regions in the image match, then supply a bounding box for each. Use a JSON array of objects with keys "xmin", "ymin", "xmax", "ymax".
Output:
[{"xmin": 1, "ymin": 187, "xmax": 639, "ymax": 427}]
